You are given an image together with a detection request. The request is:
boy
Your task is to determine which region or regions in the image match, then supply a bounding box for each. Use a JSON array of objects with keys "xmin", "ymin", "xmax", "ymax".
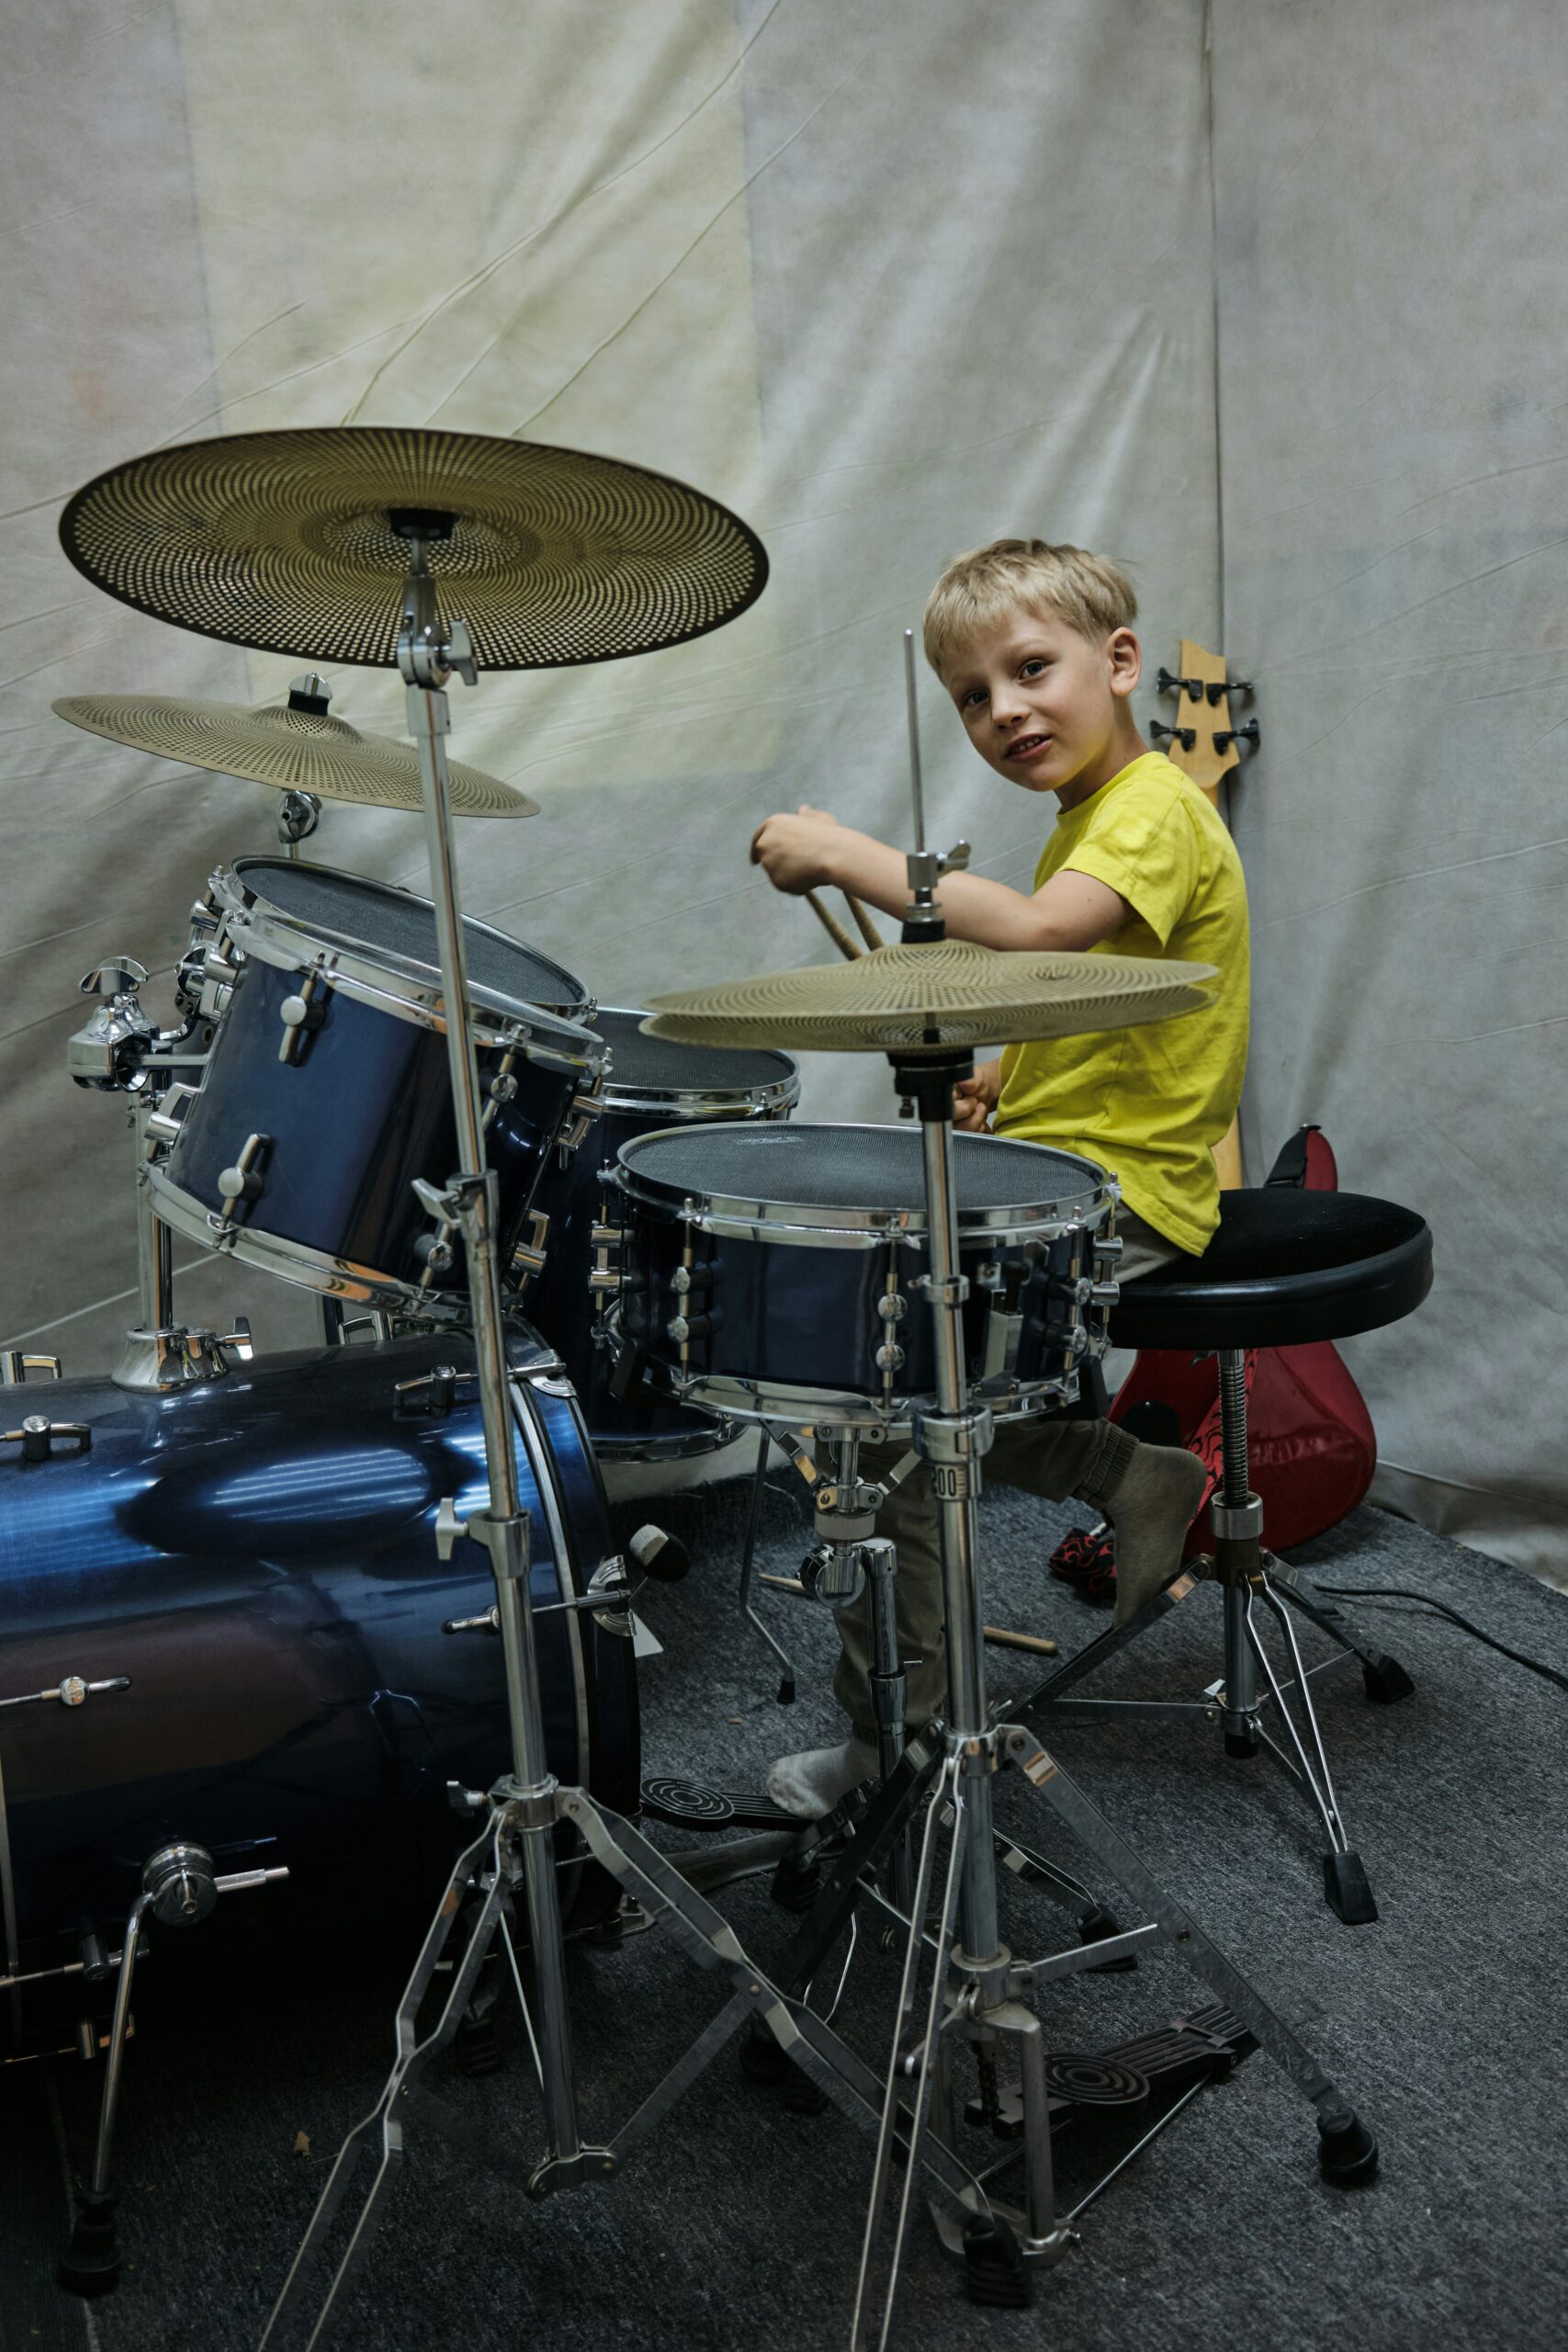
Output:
[{"xmin": 750, "ymin": 539, "xmax": 1247, "ymax": 1818}]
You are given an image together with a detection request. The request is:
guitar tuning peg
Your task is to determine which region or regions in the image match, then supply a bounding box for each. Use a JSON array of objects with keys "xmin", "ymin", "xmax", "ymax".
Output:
[
  {"xmin": 1156, "ymin": 667, "xmax": 1205, "ymax": 702},
  {"xmin": 1213, "ymin": 719, "xmax": 1260, "ymax": 753},
  {"xmin": 1151, "ymin": 720, "xmax": 1197, "ymax": 752},
  {"xmin": 1207, "ymin": 677, "xmax": 1253, "ymax": 706}
]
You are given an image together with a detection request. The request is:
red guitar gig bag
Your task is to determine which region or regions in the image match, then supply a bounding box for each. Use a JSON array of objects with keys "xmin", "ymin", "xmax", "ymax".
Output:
[{"xmin": 1105, "ymin": 1128, "xmax": 1377, "ymax": 1561}]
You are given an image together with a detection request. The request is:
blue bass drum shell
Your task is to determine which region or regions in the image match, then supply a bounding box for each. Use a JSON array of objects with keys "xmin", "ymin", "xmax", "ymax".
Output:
[{"xmin": 0, "ymin": 1330, "xmax": 638, "ymax": 1997}]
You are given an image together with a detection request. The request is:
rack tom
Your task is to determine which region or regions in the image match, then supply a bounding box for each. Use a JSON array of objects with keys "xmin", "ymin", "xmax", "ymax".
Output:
[
  {"xmin": 610, "ymin": 1121, "xmax": 1118, "ymax": 1431},
  {"xmin": 522, "ymin": 1011, "xmax": 798, "ymax": 1455},
  {"xmin": 148, "ymin": 858, "xmax": 604, "ymax": 1317}
]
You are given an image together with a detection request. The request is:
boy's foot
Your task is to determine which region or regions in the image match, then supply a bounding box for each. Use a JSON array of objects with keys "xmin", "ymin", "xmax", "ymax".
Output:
[
  {"xmin": 1108, "ymin": 1445, "xmax": 1211, "ymax": 1624},
  {"xmin": 766, "ymin": 1734, "xmax": 879, "ymax": 1820}
]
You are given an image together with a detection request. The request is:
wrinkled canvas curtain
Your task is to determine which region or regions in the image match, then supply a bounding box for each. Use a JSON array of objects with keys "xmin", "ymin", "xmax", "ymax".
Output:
[
  {"xmin": 1, "ymin": 2, "xmax": 1559, "ymax": 1577},
  {"xmin": 1211, "ymin": 1, "xmax": 1568, "ymax": 1582}
]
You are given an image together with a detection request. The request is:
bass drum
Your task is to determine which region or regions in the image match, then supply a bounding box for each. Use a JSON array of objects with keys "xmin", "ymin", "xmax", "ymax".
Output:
[{"xmin": 0, "ymin": 1329, "xmax": 638, "ymax": 2041}]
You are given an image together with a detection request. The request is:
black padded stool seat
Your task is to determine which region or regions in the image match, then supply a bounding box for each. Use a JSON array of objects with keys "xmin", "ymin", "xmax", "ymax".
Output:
[{"xmin": 1109, "ymin": 1187, "xmax": 1433, "ymax": 1354}]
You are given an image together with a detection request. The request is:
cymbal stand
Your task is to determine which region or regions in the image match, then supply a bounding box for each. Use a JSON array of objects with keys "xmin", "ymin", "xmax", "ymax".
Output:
[
  {"xmin": 843, "ymin": 658, "xmax": 1380, "ymax": 2339},
  {"xmin": 261, "ymin": 532, "xmax": 993, "ymax": 2350}
]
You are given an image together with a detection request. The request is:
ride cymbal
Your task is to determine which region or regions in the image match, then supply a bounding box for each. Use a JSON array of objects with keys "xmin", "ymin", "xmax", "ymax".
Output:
[
  {"xmin": 51, "ymin": 693, "xmax": 536, "ymax": 818},
  {"xmin": 643, "ymin": 939, "xmax": 1214, "ymax": 1054},
  {"xmin": 58, "ymin": 426, "xmax": 767, "ymax": 671}
]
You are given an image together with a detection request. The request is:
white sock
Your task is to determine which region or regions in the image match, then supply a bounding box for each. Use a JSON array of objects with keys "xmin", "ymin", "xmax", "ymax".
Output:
[{"xmin": 767, "ymin": 1735, "xmax": 879, "ymax": 1820}]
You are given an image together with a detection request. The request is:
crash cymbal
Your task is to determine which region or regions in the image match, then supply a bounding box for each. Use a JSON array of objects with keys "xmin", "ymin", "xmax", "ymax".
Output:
[
  {"xmin": 57, "ymin": 426, "xmax": 766, "ymax": 671},
  {"xmin": 643, "ymin": 939, "xmax": 1214, "ymax": 1054},
  {"xmin": 51, "ymin": 692, "xmax": 536, "ymax": 818}
]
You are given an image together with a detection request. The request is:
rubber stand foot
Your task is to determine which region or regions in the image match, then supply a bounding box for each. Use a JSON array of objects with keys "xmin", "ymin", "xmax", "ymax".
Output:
[
  {"xmin": 58, "ymin": 2184, "xmax": 120, "ymax": 2298},
  {"xmin": 1323, "ymin": 1850, "xmax": 1379, "ymax": 1925},
  {"xmin": 781, "ymin": 2067, "xmax": 829, "ymax": 2117},
  {"xmin": 1317, "ymin": 2109, "xmax": 1379, "ymax": 2186},
  {"xmin": 770, "ymin": 1852, "xmax": 823, "ymax": 1915},
  {"xmin": 739, "ymin": 2019, "xmax": 825, "ymax": 2113},
  {"xmin": 454, "ymin": 2010, "xmax": 503, "ymax": 2078},
  {"xmin": 776, "ymin": 1678, "xmax": 796, "ymax": 1705},
  {"xmin": 1224, "ymin": 1730, "xmax": 1259, "ymax": 1759},
  {"xmin": 739, "ymin": 2020, "xmax": 790, "ymax": 2086},
  {"xmin": 1363, "ymin": 1657, "xmax": 1416, "ymax": 1705},
  {"xmin": 963, "ymin": 2213, "xmax": 1032, "ymax": 2310},
  {"xmin": 1078, "ymin": 1904, "xmax": 1138, "ymax": 1973}
]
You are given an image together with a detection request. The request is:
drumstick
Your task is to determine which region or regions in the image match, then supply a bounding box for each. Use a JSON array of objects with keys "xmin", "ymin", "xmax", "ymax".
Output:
[
  {"xmin": 845, "ymin": 894, "xmax": 885, "ymax": 951},
  {"xmin": 759, "ymin": 1574, "xmax": 1057, "ymax": 1657},
  {"xmin": 805, "ymin": 889, "xmax": 863, "ymax": 960}
]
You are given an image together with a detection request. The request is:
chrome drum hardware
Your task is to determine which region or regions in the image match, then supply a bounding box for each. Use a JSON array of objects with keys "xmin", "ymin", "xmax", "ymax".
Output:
[
  {"xmin": 611, "ymin": 1121, "xmax": 1119, "ymax": 1433},
  {"xmin": 144, "ymin": 857, "xmax": 606, "ymax": 1317}
]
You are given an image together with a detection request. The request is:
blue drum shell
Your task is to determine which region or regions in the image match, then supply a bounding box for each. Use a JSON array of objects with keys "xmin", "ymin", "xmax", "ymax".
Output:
[
  {"xmin": 164, "ymin": 954, "xmax": 578, "ymax": 1297},
  {"xmin": 525, "ymin": 1014, "xmax": 798, "ymax": 1456},
  {"xmin": 0, "ymin": 1333, "xmax": 637, "ymax": 1965},
  {"xmin": 613, "ymin": 1125, "xmax": 1113, "ymax": 1421}
]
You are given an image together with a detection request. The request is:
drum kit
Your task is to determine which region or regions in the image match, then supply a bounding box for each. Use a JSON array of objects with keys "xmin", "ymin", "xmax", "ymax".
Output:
[{"xmin": 0, "ymin": 424, "xmax": 1379, "ymax": 2346}]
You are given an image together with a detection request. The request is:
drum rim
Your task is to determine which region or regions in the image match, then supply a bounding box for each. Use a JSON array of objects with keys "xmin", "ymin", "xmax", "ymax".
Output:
[
  {"xmin": 596, "ymin": 1008, "xmax": 801, "ymax": 1121},
  {"xmin": 604, "ymin": 1343, "xmax": 1083, "ymax": 1432},
  {"xmin": 612, "ymin": 1119, "xmax": 1113, "ymax": 1242},
  {"xmin": 229, "ymin": 854, "xmax": 591, "ymax": 1007},
  {"xmin": 209, "ymin": 862, "xmax": 604, "ymax": 1070},
  {"xmin": 147, "ymin": 1163, "xmax": 487, "ymax": 1318}
]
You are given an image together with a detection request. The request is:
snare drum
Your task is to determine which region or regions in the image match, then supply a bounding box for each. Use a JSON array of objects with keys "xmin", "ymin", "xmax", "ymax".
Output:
[
  {"xmin": 611, "ymin": 1121, "xmax": 1118, "ymax": 1430},
  {"xmin": 149, "ymin": 858, "xmax": 604, "ymax": 1317},
  {"xmin": 523, "ymin": 1011, "xmax": 798, "ymax": 1457}
]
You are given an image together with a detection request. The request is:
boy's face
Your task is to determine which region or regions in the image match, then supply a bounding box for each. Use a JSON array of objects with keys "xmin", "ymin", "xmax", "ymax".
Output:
[{"xmin": 942, "ymin": 611, "xmax": 1142, "ymax": 807}]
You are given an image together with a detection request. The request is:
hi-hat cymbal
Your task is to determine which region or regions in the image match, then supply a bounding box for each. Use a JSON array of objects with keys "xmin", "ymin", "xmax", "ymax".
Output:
[
  {"xmin": 57, "ymin": 426, "xmax": 767, "ymax": 671},
  {"xmin": 51, "ymin": 693, "xmax": 536, "ymax": 818},
  {"xmin": 643, "ymin": 940, "xmax": 1214, "ymax": 1054}
]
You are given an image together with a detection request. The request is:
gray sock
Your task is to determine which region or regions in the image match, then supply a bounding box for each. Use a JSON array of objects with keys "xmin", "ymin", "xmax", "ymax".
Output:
[
  {"xmin": 1092, "ymin": 1439, "xmax": 1211, "ymax": 1624},
  {"xmin": 766, "ymin": 1734, "xmax": 879, "ymax": 1821}
]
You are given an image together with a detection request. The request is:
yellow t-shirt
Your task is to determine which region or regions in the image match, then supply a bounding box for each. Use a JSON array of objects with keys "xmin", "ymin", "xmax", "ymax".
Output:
[{"xmin": 994, "ymin": 751, "xmax": 1248, "ymax": 1256}]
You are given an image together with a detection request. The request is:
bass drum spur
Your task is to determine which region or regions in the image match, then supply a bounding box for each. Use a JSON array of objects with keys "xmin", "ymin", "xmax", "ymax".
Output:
[
  {"xmin": 0, "ymin": 1329, "xmax": 639, "ymax": 2044},
  {"xmin": 149, "ymin": 857, "xmax": 604, "ymax": 1317}
]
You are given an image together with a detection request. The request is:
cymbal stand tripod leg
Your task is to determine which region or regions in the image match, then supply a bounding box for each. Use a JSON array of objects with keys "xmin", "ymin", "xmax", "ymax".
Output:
[{"xmin": 261, "ymin": 548, "xmax": 988, "ymax": 2348}]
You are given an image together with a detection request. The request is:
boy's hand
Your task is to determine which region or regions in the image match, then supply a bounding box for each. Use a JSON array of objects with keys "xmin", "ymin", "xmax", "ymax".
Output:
[
  {"xmin": 952, "ymin": 1061, "xmax": 1001, "ymax": 1132},
  {"xmin": 750, "ymin": 804, "xmax": 843, "ymax": 895}
]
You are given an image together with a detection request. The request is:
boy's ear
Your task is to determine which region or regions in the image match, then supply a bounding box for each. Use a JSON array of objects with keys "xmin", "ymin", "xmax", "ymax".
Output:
[{"xmin": 1107, "ymin": 628, "xmax": 1141, "ymax": 700}]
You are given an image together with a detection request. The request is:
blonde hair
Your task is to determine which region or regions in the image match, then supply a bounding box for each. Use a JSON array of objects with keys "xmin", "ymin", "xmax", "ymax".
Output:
[{"xmin": 922, "ymin": 538, "xmax": 1138, "ymax": 678}]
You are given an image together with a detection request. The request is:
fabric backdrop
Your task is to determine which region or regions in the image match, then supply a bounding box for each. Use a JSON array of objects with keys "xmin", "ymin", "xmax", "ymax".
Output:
[{"xmin": 0, "ymin": 1, "xmax": 1559, "ymax": 1579}]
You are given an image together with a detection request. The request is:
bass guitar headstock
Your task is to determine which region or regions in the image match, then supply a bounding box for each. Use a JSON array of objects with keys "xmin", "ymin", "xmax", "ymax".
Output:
[{"xmin": 1151, "ymin": 639, "xmax": 1258, "ymax": 807}]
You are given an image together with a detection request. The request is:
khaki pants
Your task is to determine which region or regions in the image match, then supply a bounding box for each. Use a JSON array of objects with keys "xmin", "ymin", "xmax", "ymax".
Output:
[{"xmin": 831, "ymin": 1209, "xmax": 1184, "ymax": 1737}]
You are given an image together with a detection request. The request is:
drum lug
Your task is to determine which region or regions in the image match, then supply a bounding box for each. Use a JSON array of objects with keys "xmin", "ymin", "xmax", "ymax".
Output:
[
  {"xmin": 0, "ymin": 1672, "xmax": 130, "ymax": 1713},
  {"xmin": 558, "ymin": 1080, "xmax": 605, "ymax": 1164},
  {"xmin": 142, "ymin": 1080, "xmax": 202, "ymax": 1148},
  {"xmin": 394, "ymin": 1363, "xmax": 473, "ymax": 1420},
  {"xmin": 2, "ymin": 1414, "xmax": 92, "ymax": 1464},
  {"xmin": 277, "ymin": 964, "xmax": 331, "ymax": 1065},
  {"xmin": 508, "ymin": 1208, "xmax": 552, "ymax": 1288},
  {"xmin": 214, "ymin": 1133, "xmax": 271, "ymax": 1227},
  {"xmin": 1, "ymin": 1352, "xmax": 62, "ymax": 1385}
]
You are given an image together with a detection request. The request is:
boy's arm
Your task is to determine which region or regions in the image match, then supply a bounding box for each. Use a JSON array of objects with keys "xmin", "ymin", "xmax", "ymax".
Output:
[{"xmin": 750, "ymin": 806, "xmax": 1128, "ymax": 953}]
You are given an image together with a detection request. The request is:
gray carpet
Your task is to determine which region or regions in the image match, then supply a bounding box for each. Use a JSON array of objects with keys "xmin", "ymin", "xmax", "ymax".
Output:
[{"xmin": 6, "ymin": 1476, "xmax": 1566, "ymax": 2352}]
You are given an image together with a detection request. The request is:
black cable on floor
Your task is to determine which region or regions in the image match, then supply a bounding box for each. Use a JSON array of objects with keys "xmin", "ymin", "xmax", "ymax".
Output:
[{"xmin": 1314, "ymin": 1584, "xmax": 1568, "ymax": 1696}]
